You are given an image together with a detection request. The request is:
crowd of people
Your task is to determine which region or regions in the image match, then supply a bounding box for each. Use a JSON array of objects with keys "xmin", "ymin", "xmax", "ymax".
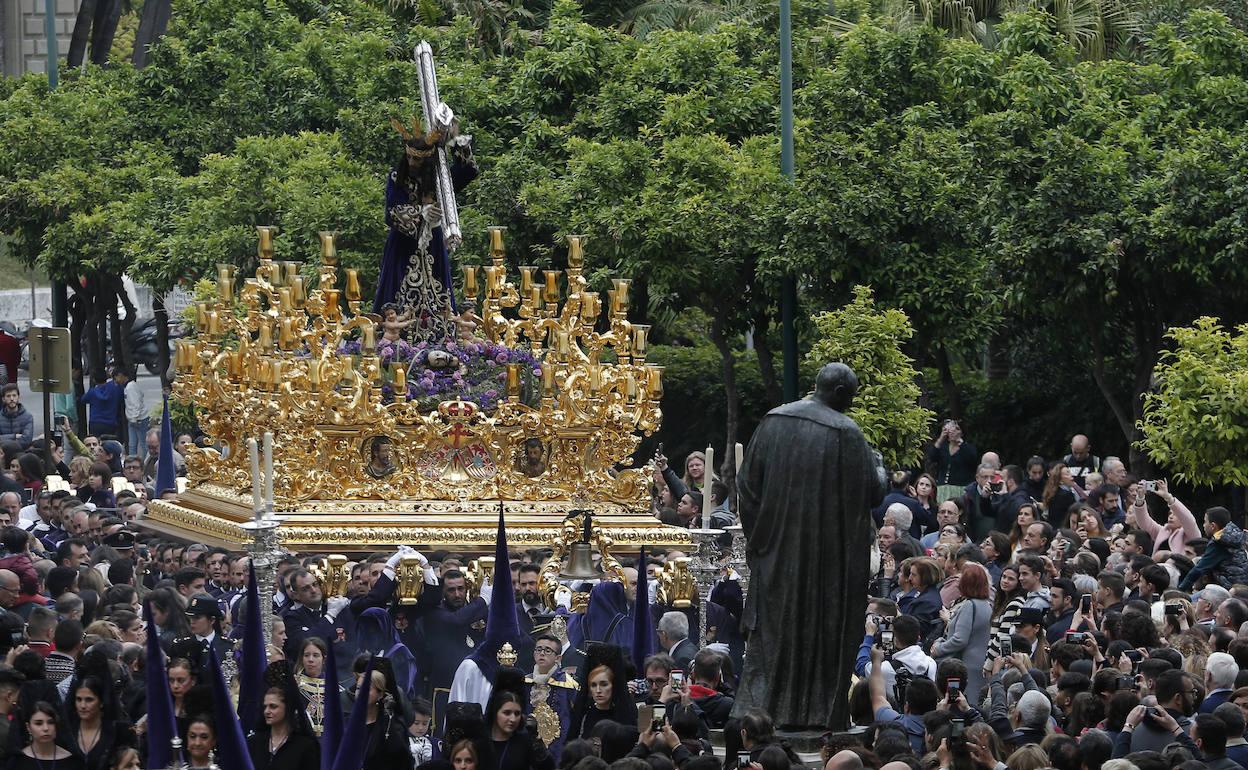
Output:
[
  {"xmin": 6, "ymin": 372, "xmax": 1248, "ymax": 770},
  {"xmin": 831, "ymin": 421, "xmax": 1248, "ymax": 770}
]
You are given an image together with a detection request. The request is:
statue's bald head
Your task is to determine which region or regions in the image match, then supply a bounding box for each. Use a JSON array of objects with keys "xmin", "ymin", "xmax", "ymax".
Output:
[{"xmin": 813, "ymin": 363, "xmax": 859, "ymax": 412}]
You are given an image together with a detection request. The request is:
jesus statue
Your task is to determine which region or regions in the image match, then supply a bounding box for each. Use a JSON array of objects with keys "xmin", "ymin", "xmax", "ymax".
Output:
[{"xmin": 372, "ymin": 116, "xmax": 477, "ymax": 341}]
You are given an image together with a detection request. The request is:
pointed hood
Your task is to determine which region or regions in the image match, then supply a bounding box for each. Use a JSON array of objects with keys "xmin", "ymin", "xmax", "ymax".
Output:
[
  {"xmin": 144, "ymin": 601, "xmax": 178, "ymax": 768},
  {"xmin": 208, "ymin": 644, "xmax": 257, "ymax": 770},
  {"xmin": 238, "ymin": 561, "xmax": 267, "ymax": 730},
  {"xmin": 331, "ymin": 655, "xmax": 376, "ymax": 770},
  {"xmin": 631, "ymin": 546, "xmax": 652, "ymax": 674},
  {"xmin": 320, "ymin": 628, "xmax": 345, "ymax": 770},
  {"xmin": 155, "ymin": 394, "xmax": 177, "ymax": 496},
  {"xmin": 465, "ymin": 507, "xmax": 523, "ymax": 682}
]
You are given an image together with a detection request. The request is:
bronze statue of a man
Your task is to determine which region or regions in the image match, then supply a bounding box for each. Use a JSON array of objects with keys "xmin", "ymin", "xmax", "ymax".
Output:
[{"xmin": 731, "ymin": 363, "xmax": 885, "ymax": 731}]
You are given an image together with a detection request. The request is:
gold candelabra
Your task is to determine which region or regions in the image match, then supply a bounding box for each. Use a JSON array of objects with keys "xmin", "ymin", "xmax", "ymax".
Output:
[{"xmin": 148, "ymin": 225, "xmax": 689, "ymax": 552}]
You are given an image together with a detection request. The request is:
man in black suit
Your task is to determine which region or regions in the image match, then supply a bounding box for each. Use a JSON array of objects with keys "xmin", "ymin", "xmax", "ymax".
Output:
[
  {"xmin": 281, "ymin": 567, "xmax": 341, "ymax": 660},
  {"xmin": 658, "ymin": 611, "xmax": 697, "ymax": 672},
  {"xmin": 421, "ymin": 568, "xmax": 487, "ymax": 713}
]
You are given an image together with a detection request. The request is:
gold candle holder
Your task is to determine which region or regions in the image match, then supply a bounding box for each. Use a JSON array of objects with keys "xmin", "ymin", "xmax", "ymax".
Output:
[
  {"xmin": 582, "ymin": 292, "xmax": 600, "ymax": 321},
  {"xmin": 632, "ymin": 325, "xmax": 650, "ymax": 360},
  {"xmin": 625, "ymin": 372, "xmax": 638, "ymax": 402},
  {"xmin": 323, "ymin": 290, "xmax": 341, "ymax": 321},
  {"xmin": 291, "ymin": 276, "xmax": 306, "ymax": 307},
  {"xmin": 567, "ymin": 235, "xmax": 585, "ymax": 269},
  {"xmin": 647, "ymin": 365, "xmax": 664, "ymax": 400},
  {"xmin": 462, "ymin": 266, "xmax": 479, "ymax": 300},
  {"xmin": 308, "ymin": 359, "xmax": 321, "ymax": 386},
  {"xmin": 227, "ymin": 351, "xmax": 242, "ymax": 380},
  {"xmin": 283, "ymin": 261, "xmax": 300, "ymax": 286},
  {"xmin": 279, "ymin": 318, "xmax": 296, "ymax": 349},
  {"xmin": 506, "ymin": 363, "xmax": 521, "ymax": 400},
  {"xmin": 529, "ymin": 286, "xmax": 542, "ymax": 309},
  {"xmin": 392, "ymin": 362, "xmax": 406, "ymax": 395},
  {"xmin": 484, "ymin": 266, "xmax": 501, "ymax": 299},
  {"xmin": 612, "ymin": 278, "xmax": 631, "ymax": 314},
  {"xmin": 543, "ymin": 270, "xmax": 561, "ymax": 304},
  {"xmin": 271, "ymin": 360, "xmax": 284, "ymax": 386},
  {"xmin": 588, "ymin": 363, "xmax": 602, "ymax": 395},
  {"xmin": 257, "ymin": 226, "xmax": 276, "ymax": 258},
  {"xmin": 345, "ymin": 270, "xmax": 362, "ymax": 303},
  {"xmin": 279, "ymin": 288, "xmax": 293, "ymax": 313},
  {"xmin": 556, "ymin": 330, "xmax": 571, "ymax": 360},
  {"xmin": 206, "ymin": 311, "xmax": 222, "ymax": 337},
  {"xmin": 268, "ymin": 260, "xmax": 285, "ymax": 287},
  {"xmin": 318, "ymin": 231, "xmax": 338, "ymax": 265},
  {"xmin": 257, "ymin": 323, "xmax": 274, "ymax": 353},
  {"xmin": 217, "ymin": 265, "xmax": 233, "ymax": 299},
  {"xmin": 541, "ymin": 363, "xmax": 555, "ymax": 396},
  {"xmin": 519, "ymin": 267, "xmax": 535, "ymax": 294},
  {"xmin": 174, "ymin": 341, "xmax": 186, "ymax": 371},
  {"xmin": 489, "ymin": 226, "xmax": 506, "ymax": 258},
  {"xmin": 195, "ymin": 302, "xmax": 208, "ymax": 332},
  {"xmin": 362, "ymin": 323, "xmax": 376, "ymax": 354}
]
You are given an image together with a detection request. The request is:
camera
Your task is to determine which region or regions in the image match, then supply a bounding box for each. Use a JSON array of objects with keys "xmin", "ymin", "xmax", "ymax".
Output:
[
  {"xmin": 1164, "ymin": 604, "xmax": 1182, "ymax": 616},
  {"xmin": 651, "ymin": 704, "xmax": 666, "ymax": 733},
  {"xmin": 1141, "ymin": 480, "xmax": 1157, "ymax": 492},
  {"xmin": 1145, "ymin": 706, "xmax": 1160, "ymax": 719},
  {"xmin": 1067, "ymin": 632, "xmax": 1088, "ymax": 644},
  {"xmin": 1000, "ymin": 637, "xmax": 1012, "ymax": 657},
  {"xmin": 1117, "ymin": 676, "xmax": 1136, "ymax": 691},
  {"xmin": 1080, "ymin": 594, "xmax": 1092, "ymax": 614},
  {"xmin": 737, "ymin": 752, "xmax": 752, "ymax": 769},
  {"xmin": 670, "ymin": 671, "xmax": 684, "ymax": 688}
]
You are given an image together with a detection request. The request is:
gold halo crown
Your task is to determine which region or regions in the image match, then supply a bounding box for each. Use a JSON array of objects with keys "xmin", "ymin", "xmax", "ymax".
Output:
[{"xmin": 391, "ymin": 115, "xmax": 443, "ymax": 157}]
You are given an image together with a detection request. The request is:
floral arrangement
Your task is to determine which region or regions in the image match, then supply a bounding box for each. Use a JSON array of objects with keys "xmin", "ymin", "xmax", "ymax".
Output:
[{"xmin": 352, "ymin": 338, "xmax": 541, "ymax": 413}]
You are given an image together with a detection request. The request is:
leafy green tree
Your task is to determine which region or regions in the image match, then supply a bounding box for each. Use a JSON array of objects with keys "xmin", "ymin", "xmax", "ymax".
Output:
[
  {"xmin": 1137, "ymin": 317, "xmax": 1248, "ymax": 486},
  {"xmin": 806, "ymin": 285, "xmax": 935, "ymax": 468}
]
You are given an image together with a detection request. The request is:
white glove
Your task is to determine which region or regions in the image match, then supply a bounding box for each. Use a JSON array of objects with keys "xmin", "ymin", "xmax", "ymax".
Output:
[
  {"xmin": 325, "ymin": 595, "xmax": 351, "ymax": 621},
  {"xmin": 385, "ymin": 549, "xmax": 405, "ymax": 570},
  {"xmin": 479, "ymin": 579, "xmax": 493, "ymax": 606},
  {"xmin": 424, "ymin": 566, "xmax": 440, "ymax": 586}
]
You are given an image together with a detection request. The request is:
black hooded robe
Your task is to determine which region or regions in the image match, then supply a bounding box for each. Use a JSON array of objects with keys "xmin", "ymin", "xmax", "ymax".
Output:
[{"xmin": 730, "ymin": 397, "xmax": 884, "ymax": 731}]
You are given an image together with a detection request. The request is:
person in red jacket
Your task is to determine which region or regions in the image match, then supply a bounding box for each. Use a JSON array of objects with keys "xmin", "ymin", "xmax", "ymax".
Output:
[{"xmin": 0, "ymin": 327, "xmax": 18, "ymax": 386}]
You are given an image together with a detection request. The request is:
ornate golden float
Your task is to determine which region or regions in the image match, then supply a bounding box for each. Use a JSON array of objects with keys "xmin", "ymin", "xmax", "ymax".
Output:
[{"xmin": 146, "ymin": 226, "xmax": 691, "ymax": 552}]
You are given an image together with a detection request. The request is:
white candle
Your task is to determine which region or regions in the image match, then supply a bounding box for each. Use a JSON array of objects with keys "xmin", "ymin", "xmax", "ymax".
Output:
[
  {"xmin": 702, "ymin": 445, "xmax": 714, "ymax": 529},
  {"xmin": 263, "ymin": 432, "xmax": 274, "ymax": 505},
  {"xmin": 248, "ymin": 438, "xmax": 262, "ymax": 515}
]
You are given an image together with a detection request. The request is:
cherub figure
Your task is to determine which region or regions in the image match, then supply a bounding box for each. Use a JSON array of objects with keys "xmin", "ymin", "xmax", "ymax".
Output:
[
  {"xmin": 380, "ymin": 303, "xmax": 416, "ymax": 342},
  {"xmin": 454, "ymin": 298, "xmax": 484, "ymax": 342}
]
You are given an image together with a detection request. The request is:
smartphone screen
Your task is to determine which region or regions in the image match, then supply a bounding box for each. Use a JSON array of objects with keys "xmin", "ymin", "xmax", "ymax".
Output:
[
  {"xmin": 1080, "ymin": 595, "xmax": 1092, "ymax": 613},
  {"xmin": 737, "ymin": 752, "xmax": 751, "ymax": 769}
]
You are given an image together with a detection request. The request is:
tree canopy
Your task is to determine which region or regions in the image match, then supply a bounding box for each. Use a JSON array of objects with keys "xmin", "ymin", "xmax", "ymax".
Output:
[{"xmin": 3, "ymin": 0, "xmax": 1248, "ymax": 470}]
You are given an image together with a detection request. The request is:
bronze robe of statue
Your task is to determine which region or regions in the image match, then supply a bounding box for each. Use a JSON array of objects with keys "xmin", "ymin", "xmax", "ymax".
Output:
[{"xmin": 731, "ymin": 387, "xmax": 884, "ymax": 731}]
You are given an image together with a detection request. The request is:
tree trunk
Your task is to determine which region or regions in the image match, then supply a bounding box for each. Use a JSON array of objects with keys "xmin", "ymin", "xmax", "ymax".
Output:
[
  {"xmin": 66, "ymin": 0, "xmax": 99, "ymax": 68},
  {"xmin": 108, "ymin": 279, "xmax": 131, "ymax": 376},
  {"xmin": 114, "ymin": 275, "xmax": 137, "ymax": 374},
  {"xmin": 154, "ymin": 292, "xmax": 172, "ymax": 389},
  {"xmin": 710, "ymin": 315, "xmax": 739, "ymax": 507},
  {"xmin": 751, "ymin": 301, "xmax": 783, "ymax": 406},
  {"xmin": 68, "ymin": 289, "xmax": 88, "ymax": 431},
  {"xmin": 933, "ymin": 342, "xmax": 962, "ymax": 420},
  {"xmin": 89, "ymin": 0, "xmax": 123, "ymax": 66},
  {"xmin": 132, "ymin": 0, "xmax": 173, "ymax": 67}
]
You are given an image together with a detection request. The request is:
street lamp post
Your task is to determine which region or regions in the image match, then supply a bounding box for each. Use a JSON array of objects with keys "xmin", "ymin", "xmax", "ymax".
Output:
[{"xmin": 779, "ymin": 0, "xmax": 798, "ymax": 402}]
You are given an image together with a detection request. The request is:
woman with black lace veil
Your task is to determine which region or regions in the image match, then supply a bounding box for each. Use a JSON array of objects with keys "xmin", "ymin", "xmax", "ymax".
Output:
[
  {"xmin": 568, "ymin": 644, "xmax": 637, "ymax": 741},
  {"xmin": 246, "ymin": 662, "xmax": 320, "ymax": 770},
  {"xmin": 58, "ymin": 674, "xmax": 135, "ymax": 770}
]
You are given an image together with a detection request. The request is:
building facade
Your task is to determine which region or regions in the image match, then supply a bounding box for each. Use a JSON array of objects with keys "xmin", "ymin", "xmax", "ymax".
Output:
[{"xmin": 2, "ymin": 0, "xmax": 81, "ymax": 78}]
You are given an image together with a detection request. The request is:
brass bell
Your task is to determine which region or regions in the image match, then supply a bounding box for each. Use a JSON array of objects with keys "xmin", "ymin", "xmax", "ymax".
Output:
[
  {"xmin": 560, "ymin": 541, "xmax": 603, "ymax": 581},
  {"xmin": 560, "ymin": 510, "xmax": 604, "ymax": 581}
]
